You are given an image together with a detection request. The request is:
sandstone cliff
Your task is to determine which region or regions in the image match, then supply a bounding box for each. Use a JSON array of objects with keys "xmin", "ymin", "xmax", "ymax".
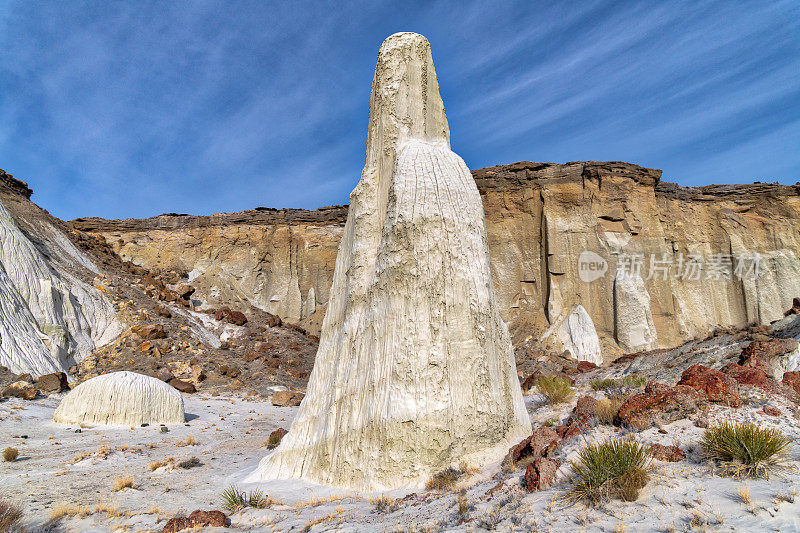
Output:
[{"xmin": 73, "ymin": 161, "xmax": 800, "ymax": 362}]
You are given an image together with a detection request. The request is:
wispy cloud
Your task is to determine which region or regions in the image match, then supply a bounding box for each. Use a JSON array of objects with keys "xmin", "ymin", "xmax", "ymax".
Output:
[{"xmin": 0, "ymin": 0, "xmax": 797, "ymax": 219}]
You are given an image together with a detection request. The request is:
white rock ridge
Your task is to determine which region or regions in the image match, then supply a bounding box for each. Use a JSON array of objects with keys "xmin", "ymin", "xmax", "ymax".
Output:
[
  {"xmin": 53, "ymin": 371, "xmax": 185, "ymax": 426},
  {"xmin": 246, "ymin": 32, "xmax": 531, "ymax": 491},
  {"xmin": 542, "ymin": 304, "xmax": 603, "ymax": 365},
  {"xmin": 0, "ymin": 198, "xmax": 121, "ymax": 376}
]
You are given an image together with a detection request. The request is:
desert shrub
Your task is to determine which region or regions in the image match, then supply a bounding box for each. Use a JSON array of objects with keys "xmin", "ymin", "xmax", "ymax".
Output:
[
  {"xmin": 700, "ymin": 421, "xmax": 795, "ymax": 478},
  {"xmin": 457, "ymin": 490, "xmax": 470, "ymax": 515},
  {"xmin": 266, "ymin": 433, "xmax": 282, "ymax": 449},
  {"xmin": 595, "ymin": 395, "xmax": 626, "ymax": 425},
  {"xmin": 222, "ymin": 485, "xmax": 268, "ymax": 512},
  {"xmin": 536, "ymin": 376, "xmax": 575, "ymax": 404},
  {"xmin": 564, "ymin": 438, "xmax": 652, "ymax": 506},
  {"xmin": 372, "ymin": 495, "xmax": 397, "ymax": 513},
  {"xmin": 2, "ymin": 447, "xmax": 18, "ymax": 462},
  {"xmin": 590, "ymin": 374, "xmax": 647, "ymax": 392},
  {"xmin": 0, "ymin": 500, "xmax": 23, "ymax": 531},
  {"xmin": 177, "ymin": 457, "xmax": 202, "ymax": 469},
  {"xmin": 425, "ymin": 467, "xmax": 462, "ymax": 491}
]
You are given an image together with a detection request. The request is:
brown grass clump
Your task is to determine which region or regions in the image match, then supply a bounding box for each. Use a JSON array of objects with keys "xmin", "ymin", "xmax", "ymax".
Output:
[
  {"xmin": 595, "ymin": 395, "xmax": 626, "ymax": 425},
  {"xmin": 0, "ymin": 500, "xmax": 24, "ymax": 531},
  {"xmin": 372, "ymin": 495, "xmax": 398, "ymax": 513},
  {"xmin": 177, "ymin": 457, "xmax": 202, "ymax": 469},
  {"xmin": 700, "ymin": 421, "xmax": 796, "ymax": 478},
  {"xmin": 177, "ymin": 435, "xmax": 198, "ymax": 447},
  {"xmin": 536, "ymin": 376, "xmax": 575, "ymax": 404},
  {"xmin": 112, "ymin": 475, "xmax": 134, "ymax": 492},
  {"xmin": 50, "ymin": 504, "xmax": 91, "ymax": 520},
  {"xmin": 2, "ymin": 447, "xmax": 19, "ymax": 462},
  {"xmin": 149, "ymin": 458, "xmax": 175, "ymax": 471},
  {"xmin": 563, "ymin": 438, "xmax": 652, "ymax": 506},
  {"xmin": 425, "ymin": 467, "xmax": 462, "ymax": 492}
]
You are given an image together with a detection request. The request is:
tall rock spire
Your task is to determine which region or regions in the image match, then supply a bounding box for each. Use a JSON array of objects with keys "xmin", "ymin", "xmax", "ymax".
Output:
[{"xmin": 245, "ymin": 32, "xmax": 531, "ymax": 491}]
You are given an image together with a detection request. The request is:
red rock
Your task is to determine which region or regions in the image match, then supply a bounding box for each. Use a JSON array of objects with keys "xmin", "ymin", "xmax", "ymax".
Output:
[
  {"xmin": 161, "ymin": 510, "xmax": 230, "ymax": 532},
  {"xmin": 270, "ymin": 390, "xmax": 304, "ymax": 407},
  {"xmin": 617, "ymin": 382, "xmax": 708, "ymax": 430},
  {"xmin": 762, "ymin": 406, "xmax": 781, "ymax": 416},
  {"xmin": 168, "ymin": 378, "xmax": 196, "ymax": 393},
  {"xmin": 2, "ymin": 381, "xmax": 37, "ymax": 400},
  {"xmin": 721, "ymin": 363, "xmax": 781, "ymax": 394},
  {"xmin": 214, "ymin": 307, "xmax": 248, "ymax": 326},
  {"xmin": 648, "ymin": 443, "xmax": 686, "ymax": 462},
  {"xmin": 523, "ymin": 457, "xmax": 560, "ymax": 491},
  {"xmin": 739, "ymin": 338, "xmax": 798, "ymax": 378},
  {"xmin": 784, "ymin": 297, "xmax": 800, "ymax": 316},
  {"xmin": 783, "ymin": 371, "xmax": 800, "ymax": 394},
  {"xmin": 677, "ymin": 364, "xmax": 741, "ymax": 407},
  {"xmin": 131, "ymin": 324, "xmax": 167, "ymax": 340},
  {"xmin": 576, "ymin": 361, "xmax": 598, "ymax": 373},
  {"xmin": 174, "ymin": 284, "xmax": 195, "ymax": 299},
  {"xmin": 265, "ymin": 313, "xmax": 282, "ymax": 327},
  {"xmin": 36, "ymin": 372, "xmax": 69, "ymax": 393},
  {"xmin": 156, "ymin": 368, "xmax": 175, "ymax": 382},
  {"xmin": 506, "ymin": 426, "xmax": 560, "ymax": 466}
]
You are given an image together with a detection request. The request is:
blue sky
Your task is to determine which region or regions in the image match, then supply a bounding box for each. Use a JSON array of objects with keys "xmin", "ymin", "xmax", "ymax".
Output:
[{"xmin": 0, "ymin": 1, "xmax": 798, "ymax": 220}]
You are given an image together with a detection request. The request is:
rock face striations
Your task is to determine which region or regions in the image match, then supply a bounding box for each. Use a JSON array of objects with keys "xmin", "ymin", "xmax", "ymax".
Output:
[
  {"xmin": 245, "ymin": 33, "xmax": 531, "ymax": 491},
  {"xmin": 78, "ymin": 162, "xmax": 800, "ymax": 363},
  {"xmin": 0, "ymin": 170, "xmax": 121, "ymax": 376}
]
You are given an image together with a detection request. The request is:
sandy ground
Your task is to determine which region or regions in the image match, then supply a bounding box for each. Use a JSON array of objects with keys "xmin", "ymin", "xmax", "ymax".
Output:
[{"xmin": 3, "ymin": 386, "xmax": 800, "ymax": 532}]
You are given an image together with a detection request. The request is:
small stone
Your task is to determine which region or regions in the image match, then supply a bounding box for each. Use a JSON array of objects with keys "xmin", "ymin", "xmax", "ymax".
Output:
[
  {"xmin": 160, "ymin": 426, "xmax": 169, "ymax": 433},
  {"xmin": 2, "ymin": 381, "xmax": 37, "ymax": 400},
  {"xmin": 762, "ymin": 406, "xmax": 781, "ymax": 416},
  {"xmin": 649, "ymin": 443, "xmax": 686, "ymax": 462}
]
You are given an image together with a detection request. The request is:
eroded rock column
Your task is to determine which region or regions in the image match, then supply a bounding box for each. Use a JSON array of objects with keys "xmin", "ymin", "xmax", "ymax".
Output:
[{"xmin": 245, "ymin": 32, "xmax": 531, "ymax": 491}]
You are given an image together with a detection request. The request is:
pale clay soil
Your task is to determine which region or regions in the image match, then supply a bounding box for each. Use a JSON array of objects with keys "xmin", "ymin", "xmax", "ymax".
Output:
[{"xmin": 2, "ymin": 385, "xmax": 800, "ymax": 532}]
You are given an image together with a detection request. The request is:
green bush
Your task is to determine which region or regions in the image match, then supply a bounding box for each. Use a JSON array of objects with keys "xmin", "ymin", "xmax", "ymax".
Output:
[
  {"xmin": 536, "ymin": 376, "xmax": 575, "ymax": 404},
  {"xmin": 700, "ymin": 421, "xmax": 795, "ymax": 478},
  {"xmin": 564, "ymin": 438, "xmax": 652, "ymax": 506}
]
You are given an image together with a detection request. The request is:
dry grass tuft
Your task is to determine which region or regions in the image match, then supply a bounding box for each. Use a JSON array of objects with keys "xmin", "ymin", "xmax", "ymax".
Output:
[
  {"xmin": 595, "ymin": 395, "xmax": 626, "ymax": 425},
  {"xmin": 457, "ymin": 491, "xmax": 470, "ymax": 515},
  {"xmin": 2, "ymin": 447, "xmax": 18, "ymax": 462},
  {"xmin": 372, "ymin": 495, "xmax": 398, "ymax": 513},
  {"xmin": 700, "ymin": 421, "xmax": 796, "ymax": 478},
  {"xmin": 0, "ymin": 500, "xmax": 24, "ymax": 531},
  {"xmin": 425, "ymin": 467, "xmax": 462, "ymax": 492},
  {"xmin": 50, "ymin": 504, "xmax": 91, "ymax": 520},
  {"xmin": 736, "ymin": 484, "xmax": 751, "ymax": 505},
  {"xmin": 563, "ymin": 438, "xmax": 652, "ymax": 506},
  {"xmin": 112, "ymin": 475, "xmax": 134, "ymax": 492},
  {"xmin": 149, "ymin": 458, "xmax": 174, "ymax": 471},
  {"xmin": 590, "ymin": 374, "xmax": 647, "ymax": 392},
  {"xmin": 536, "ymin": 376, "xmax": 575, "ymax": 404},
  {"xmin": 177, "ymin": 435, "xmax": 198, "ymax": 447}
]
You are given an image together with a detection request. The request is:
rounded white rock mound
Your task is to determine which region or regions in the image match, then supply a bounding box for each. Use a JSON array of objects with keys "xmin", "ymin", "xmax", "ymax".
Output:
[{"xmin": 53, "ymin": 371, "xmax": 185, "ymax": 426}]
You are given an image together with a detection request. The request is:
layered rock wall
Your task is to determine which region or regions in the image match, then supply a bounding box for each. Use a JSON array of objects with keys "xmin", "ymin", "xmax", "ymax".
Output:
[{"xmin": 74, "ymin": 164, "xmax": 800, "ymax": 361}]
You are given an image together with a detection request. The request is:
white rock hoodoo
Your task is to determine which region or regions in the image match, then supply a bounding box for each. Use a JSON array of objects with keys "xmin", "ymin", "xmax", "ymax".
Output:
[
  {"xmin": 246, "ymin": 32, "xmax": 531, "ymax": 491},
  {"xmin": 53, "ymin": 371, "xmax": 185, "ymax": 426}
]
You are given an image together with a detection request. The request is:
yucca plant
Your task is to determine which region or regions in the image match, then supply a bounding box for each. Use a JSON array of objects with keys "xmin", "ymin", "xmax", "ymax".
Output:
[
  {"xmin": 536, "ymin": 375, "xmax": 575, "ymax": 404},
  {"xmin": 221, "ymin": 485, "xmax": 248, "ymax": 512},
  {"xmin": 563, "ymin": 438, "xmax": 652, "ymax": 506},
  {"xmin": 222, "ymin": 485, "xmax": 269, "ymax": 512},
  {"xmin": 700, "ymin": 421, "xmax": 795, "ymax": 478}
]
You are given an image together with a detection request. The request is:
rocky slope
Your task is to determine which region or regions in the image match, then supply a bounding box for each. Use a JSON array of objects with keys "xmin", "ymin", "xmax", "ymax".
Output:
[
  {"xmin": 73, "ymin": 161, "xmax": 800, "ymax": 362},
  {"xmin": 0, "ymin": 168, "xmax": 318, "ymax": 396}
]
